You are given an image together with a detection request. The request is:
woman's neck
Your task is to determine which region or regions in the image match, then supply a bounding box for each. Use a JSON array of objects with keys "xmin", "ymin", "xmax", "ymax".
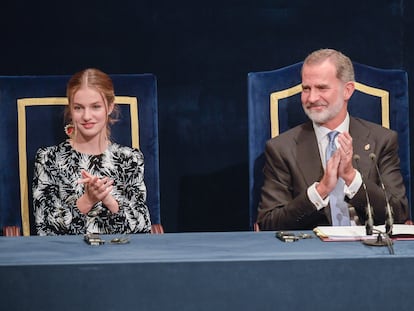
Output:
[{"xmin": 70, "ymin": 136, "xmax": 109, "ymax": 155}]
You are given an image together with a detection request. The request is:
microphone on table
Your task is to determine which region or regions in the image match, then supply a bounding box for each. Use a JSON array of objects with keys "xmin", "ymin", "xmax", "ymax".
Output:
[
  {"xmin": 353, "ymin": 154, "xmax": 374, "ymax": 235},
  {"xmin": 369, "ymin": 153, "xmax": 394, "ymax": 235},
  {"xmin": 354, "ymin": 154, "xmax": 393, "ymax": 253}
]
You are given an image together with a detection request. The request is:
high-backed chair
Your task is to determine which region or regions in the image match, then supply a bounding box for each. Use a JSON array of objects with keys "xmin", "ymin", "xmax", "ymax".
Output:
[
  {"xmin": 248, "ymin": 62, "xmax": 411, "ymax": 230},
  {"xmin": 0, "ymin": 74, "xmax": 163, "ymax": 235}
]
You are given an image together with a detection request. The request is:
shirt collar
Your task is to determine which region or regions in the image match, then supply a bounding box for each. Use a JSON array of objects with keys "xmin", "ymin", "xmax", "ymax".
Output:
[{"xmin": 313, "ymin": 113, "xmax": 350, "ymax": 142}]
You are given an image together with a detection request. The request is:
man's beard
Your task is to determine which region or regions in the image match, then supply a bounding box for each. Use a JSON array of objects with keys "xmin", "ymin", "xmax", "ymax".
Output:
[{"xmin": 303, "ymin": 101, "xmax": 343, "ymax": 125}]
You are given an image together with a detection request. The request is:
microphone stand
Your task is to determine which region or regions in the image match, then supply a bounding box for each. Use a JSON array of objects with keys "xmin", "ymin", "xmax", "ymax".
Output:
[
  {"xmin": 369, "ymin": 153, "xmax": 394, "ymax": 235},
  {"xmin": 354, "ymin": 154, "xmax": 394, "ymax": 254},
  {"xmin": 353, "ymin": 154, "xmax": 374, "ymax": 235},
  {"xmin": 362, "ymin": 229, "xmax": 394, "ymax": 255}
]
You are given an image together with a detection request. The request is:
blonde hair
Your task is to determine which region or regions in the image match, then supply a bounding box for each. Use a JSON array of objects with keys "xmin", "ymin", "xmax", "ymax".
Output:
[{"xmin": 303, "ymin": 48, "xmax": 355, "ymax": 83}]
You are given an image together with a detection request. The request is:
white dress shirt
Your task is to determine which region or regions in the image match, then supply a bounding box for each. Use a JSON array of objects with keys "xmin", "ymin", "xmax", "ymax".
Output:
[{"xmin": 307, "ymin": 113, "xmax": 362, "ymax": 211}]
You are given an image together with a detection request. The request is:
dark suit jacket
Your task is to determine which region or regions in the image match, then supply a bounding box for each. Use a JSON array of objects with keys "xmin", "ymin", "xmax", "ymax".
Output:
[{"xmin": 257, "ymin": 117, "xmax": 409, "ymax": 230}]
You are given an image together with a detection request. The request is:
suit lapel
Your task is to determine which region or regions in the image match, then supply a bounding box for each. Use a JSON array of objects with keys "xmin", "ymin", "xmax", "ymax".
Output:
[
  {"xmin": 349, "ymin": 117, "xmax": 375, "ymax": 178},
  {"xmin": 293, "ymin": 117, "xmax": 375, "ymax": 224},
  {"xmin": 296, "ymin": 122, "xmax": 324, "ymax": 186},
  {"xmin": 295, "ymin": 118, "xmax": 375, "ymax": 187}
]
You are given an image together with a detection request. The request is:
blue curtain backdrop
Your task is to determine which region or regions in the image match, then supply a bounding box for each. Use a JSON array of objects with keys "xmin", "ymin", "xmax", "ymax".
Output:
[{"xmin": 0, "ymin": 0, "xmax": 413, "ymax": 232}]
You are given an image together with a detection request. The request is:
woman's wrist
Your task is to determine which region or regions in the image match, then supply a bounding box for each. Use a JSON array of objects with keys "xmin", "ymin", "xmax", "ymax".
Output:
[
  {"xmin": 76, "ymin": 194, "xmax": 96, "ymax": 214},
  {"xmin": 102, "ymin": 195, "xmax": 119, "ymax": 214}
]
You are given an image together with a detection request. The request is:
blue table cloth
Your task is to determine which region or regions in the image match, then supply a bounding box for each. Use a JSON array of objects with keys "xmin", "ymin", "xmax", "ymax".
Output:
[{"xmin": 1, "ymin": 231, "xmax": 413, "ymax": 311}]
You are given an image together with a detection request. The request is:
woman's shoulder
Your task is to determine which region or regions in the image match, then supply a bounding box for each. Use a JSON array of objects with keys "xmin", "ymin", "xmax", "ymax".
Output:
[
  {"xmin": 34, "ymin": 141, "xmax": 71, "ymax": 164},
  {"xmin": 109, "ymin": 143, "xmax": 144, "ymax": 159},
  {"xmin": 36, "ymin": 141, "xmax": 70, "ymax": 156}
]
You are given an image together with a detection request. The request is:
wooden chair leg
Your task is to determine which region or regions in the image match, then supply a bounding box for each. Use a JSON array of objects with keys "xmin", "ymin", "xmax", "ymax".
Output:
[
  {"xmin": 2, "ymin": 226, "xmax": 21, "ymax": 236},
  {"xmin": 151, "ymin": 224, "xmax": 164, "ymax": 234}
]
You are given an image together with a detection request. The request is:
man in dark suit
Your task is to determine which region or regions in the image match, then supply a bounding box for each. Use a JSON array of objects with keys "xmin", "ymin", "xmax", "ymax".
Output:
[{"xmin": 257, "ymin": 49, "xmax": 409, "ymax": 230}]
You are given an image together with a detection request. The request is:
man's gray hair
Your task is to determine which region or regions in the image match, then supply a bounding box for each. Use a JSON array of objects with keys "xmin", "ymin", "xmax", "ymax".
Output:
[{"xmin": 303, "ymin": 48, "xmax": 355, "ymax": 82}]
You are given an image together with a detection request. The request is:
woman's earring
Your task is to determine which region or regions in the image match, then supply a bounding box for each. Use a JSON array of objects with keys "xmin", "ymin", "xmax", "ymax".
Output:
[{"xmin": 64, "ymin": 124, "xmax": 75, "ymax": 137}]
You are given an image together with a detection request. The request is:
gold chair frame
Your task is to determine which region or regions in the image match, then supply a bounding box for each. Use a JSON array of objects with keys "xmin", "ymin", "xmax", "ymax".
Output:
[
  {"xmin": 270, "ymin": 82, "xmax": 390, "ymax": 138},
  {"xmin": 253, "ymin": 82, "xmax": 390, "ymax": 232},
  {"xmin": 17, "ymin": 96, "xmax": 141, "ymax": 236}
]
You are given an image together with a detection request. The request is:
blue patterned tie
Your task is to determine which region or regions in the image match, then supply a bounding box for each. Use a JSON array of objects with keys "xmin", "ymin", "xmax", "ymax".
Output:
[
  {"xmin": 326, "ymin": 131, "xmax": 339, "ymax": 162},
  {"xmin": 326, "ymin": 131, "xmax": 351, "ymax": 226}
]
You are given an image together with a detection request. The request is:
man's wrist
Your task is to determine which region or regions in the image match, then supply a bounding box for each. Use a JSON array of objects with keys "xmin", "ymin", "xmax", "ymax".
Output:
[
  {"xmin": 316, "ymin": 183, "xmax": 329, "ymax": 199},
  {"xmin": 308, "ymin": 182, "xmax": 329, "ymax": 210},
  {"xmin": 343, "ymin": 169, "xmax": 357, "ymax": 186}
]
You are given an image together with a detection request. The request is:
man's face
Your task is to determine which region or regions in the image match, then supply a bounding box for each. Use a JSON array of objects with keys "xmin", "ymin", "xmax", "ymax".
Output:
[{"xmin": 301, "ymin": 59, "xmax": 350, "ymax": 127}]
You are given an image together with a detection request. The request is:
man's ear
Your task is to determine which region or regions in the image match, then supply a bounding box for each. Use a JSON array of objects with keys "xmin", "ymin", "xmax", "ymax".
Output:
[{"xmin": 344, "ymin": 81, "xmax": 355, "ymax": 101}]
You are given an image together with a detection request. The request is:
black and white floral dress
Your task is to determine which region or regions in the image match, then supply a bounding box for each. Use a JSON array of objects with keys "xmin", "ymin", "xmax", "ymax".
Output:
[{"xmin": 32, "ymin": 140, "xmax": 151, "ymax": 235}]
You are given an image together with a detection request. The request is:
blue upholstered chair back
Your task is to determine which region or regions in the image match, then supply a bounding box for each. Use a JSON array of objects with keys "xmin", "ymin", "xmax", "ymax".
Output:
[
  {"xmin": 0, "ymin": 74, "xmax": 161, "ymax": 235},
  {"xmin": 248, "ymin": 62, "xmax": 411, "ymax": 229}
]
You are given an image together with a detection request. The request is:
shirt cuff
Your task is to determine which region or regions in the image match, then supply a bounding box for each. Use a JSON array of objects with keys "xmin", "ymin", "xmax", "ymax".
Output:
[
  {"xmin": 344, "ymin": 169, "xmax": 362, "ymax": 199},
  {"xmin": 308, "ymin": 182, "xmax": 329, "ymax": 210}
]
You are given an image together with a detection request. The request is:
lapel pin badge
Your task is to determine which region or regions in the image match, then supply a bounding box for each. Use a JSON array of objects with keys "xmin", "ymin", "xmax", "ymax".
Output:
[{"xmin": 364, "ymin": 144, "xmax": 370, "ymax": 151}]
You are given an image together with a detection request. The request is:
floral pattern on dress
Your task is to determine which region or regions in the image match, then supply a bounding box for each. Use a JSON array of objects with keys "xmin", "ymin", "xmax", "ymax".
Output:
[{"xmin": 33, "ymin": 140, "xmax": 151, "ymax": 235}]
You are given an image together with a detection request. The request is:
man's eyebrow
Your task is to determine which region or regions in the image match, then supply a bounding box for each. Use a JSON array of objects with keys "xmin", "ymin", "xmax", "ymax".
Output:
[
  {"xmin": 302, "ymin": 83, "xmax": 329, "ymax": 89},
  {"xmin": 316, "ymin": 84, "xmax": 329, "ymax": 88}
]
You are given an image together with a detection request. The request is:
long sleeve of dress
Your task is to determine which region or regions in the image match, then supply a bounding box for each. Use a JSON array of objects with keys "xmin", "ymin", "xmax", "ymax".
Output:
[{"xmin": 32, "ymin": 141, "xmax": 151, "ymax": 235}]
